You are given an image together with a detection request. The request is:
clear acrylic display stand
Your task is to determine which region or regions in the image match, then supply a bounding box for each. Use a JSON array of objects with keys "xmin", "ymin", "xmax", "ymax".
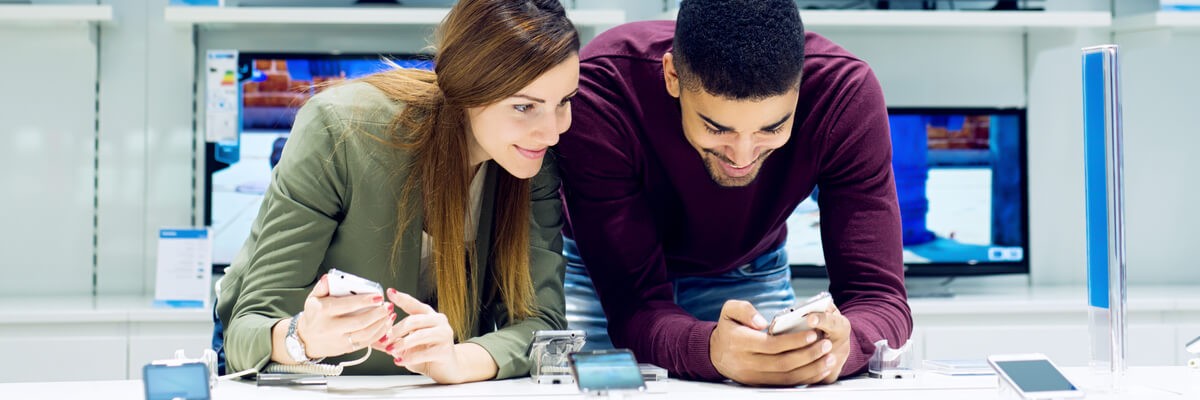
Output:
[{"xmin": 1081, "ymin": 44, "xmax": 1127, "ymax": 391}]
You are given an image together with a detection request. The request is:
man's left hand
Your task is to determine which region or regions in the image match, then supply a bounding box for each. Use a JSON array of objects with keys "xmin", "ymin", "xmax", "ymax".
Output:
[{"xmin": 810, "ymin": 304, "xmax": 852, "ymax": 384}]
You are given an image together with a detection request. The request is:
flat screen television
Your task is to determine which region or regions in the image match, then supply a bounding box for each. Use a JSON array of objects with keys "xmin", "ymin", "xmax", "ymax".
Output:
[
  {"xmin": 203, "ymin": 52, "xmax": 434, "ymax": 272},
  {"xmin": 786, "ymin": 107, "xmax": 1029, "ymax": 277}
]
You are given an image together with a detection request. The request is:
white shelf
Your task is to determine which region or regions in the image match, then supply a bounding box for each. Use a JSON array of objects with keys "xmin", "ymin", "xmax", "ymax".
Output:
[
  {"xmin": 658, "ymin": 10, "xmax": 1110, "ymax": 31},
  {"xmin": 164, "ymin": 6, "xmax": 624, "ymax": 27},
  {"xmin": 1114, "ymin": 11, "xmax": 1200, "ymax": 32},
  {"xmin": 0, "ymin": 4, "xmax": 113, "ymax": 24},
  {"xmin": 0, "ymin": 296, "xmax": 209, "ymax": 324}
]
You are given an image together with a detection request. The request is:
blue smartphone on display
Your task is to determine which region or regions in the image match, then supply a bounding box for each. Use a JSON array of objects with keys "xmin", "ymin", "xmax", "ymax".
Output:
[
  {"xmin": 568, "ymin": 349, "xmax": 647, "ymax": 393},
  {"xmin": 143, "ymin": 362, "xmax": 211, "ymax": 400}
]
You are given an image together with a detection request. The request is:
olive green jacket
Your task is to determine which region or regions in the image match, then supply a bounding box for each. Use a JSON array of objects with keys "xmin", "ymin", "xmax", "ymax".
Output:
[{"xmin": 215, "ymin": 82, "xmax": 566, "ymax": 379}]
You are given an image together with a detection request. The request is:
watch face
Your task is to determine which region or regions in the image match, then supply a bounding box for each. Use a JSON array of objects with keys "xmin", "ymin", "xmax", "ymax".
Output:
[{"xmin": 286, "ymin": 334, "xmax": 307, "ymax": 362}]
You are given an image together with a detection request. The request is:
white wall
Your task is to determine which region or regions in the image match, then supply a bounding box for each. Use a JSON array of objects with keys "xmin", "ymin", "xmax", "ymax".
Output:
[
  {"xmin": 0, "ymin": 23, "xmax": 98, "ymax": 296},
  {"xmin": 1022, "ymin": 28, "xmax": 1110, "ymax": 285},
  {"xmin": 96, "ymin": 0, "xmax": 195, "ymax": 295},
  {"xmin": 1114, "ymin": 29, "xmax": 1200, "ymax": 284},
  {"xmin": 820, "ymin": 28, "xmax": 1026, "ymax": 108}
]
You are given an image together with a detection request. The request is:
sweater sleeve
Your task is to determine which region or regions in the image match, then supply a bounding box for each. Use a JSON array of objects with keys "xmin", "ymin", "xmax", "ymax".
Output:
[{"xmin": 815, "ymin": 67, "xmax": 913, "ymax": 377}]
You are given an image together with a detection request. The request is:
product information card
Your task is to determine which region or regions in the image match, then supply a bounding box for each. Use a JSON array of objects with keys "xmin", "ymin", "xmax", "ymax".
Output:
[
  {"xmin": 206, "ymin": 50, "xmax": 239, "ymax": 144},
  {"xmin": 154, "ymin": 228, "xmax": 212, "ymax": 308}
]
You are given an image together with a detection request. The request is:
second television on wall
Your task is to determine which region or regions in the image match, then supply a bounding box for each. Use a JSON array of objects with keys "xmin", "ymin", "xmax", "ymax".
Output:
[{"xmin": 786, "ymin": 107, "xmax": 1029, "ymax": 277}]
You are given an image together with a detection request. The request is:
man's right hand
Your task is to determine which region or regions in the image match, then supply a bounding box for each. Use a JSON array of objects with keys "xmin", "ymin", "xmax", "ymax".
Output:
[{"xmin": 709, "ymin": 300, "xmax": 838, "ymax": 386}]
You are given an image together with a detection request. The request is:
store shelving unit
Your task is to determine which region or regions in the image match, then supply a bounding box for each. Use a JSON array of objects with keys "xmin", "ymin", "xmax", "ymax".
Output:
[
  {"xmin": 657, "ymin": 9, "xmax": 1111, "ymax": 31},
  {"xmin": 1114, "ymin": 11, "xmax": 1200, "ymax": 32},
  {"xmin": 0, "ymin": 4, "xmax": 113, "ymax": 24},
  {"xmin": 164, "ymin": 6, "xmax": 624, "ymax": 27}
]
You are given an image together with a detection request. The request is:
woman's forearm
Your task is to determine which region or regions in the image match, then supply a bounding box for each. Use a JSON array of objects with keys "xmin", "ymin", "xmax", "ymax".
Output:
[
  {"xmin": 448, "ymin": 342, "xmax": 499, "ymax": 383},
  {"xmin": 270, "ymin": 317, "xmax": 297, "ymax": 364}
]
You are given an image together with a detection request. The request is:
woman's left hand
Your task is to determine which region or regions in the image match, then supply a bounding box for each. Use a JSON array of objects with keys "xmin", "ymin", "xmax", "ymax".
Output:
[{"xmin": 380, "ymin": 288, "xmax": 465, "ymax": 383}]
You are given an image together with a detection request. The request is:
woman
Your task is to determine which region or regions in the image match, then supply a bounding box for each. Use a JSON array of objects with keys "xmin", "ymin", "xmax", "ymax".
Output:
[{"xmin": 215, "ymin": 0, "xmax": 579, "ymax": 383}]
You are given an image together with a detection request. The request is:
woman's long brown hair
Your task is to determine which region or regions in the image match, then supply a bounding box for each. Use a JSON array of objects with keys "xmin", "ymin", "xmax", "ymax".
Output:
[{"xmin": 358, "ymin": 0, "xmax": 578, "ymax": 342}]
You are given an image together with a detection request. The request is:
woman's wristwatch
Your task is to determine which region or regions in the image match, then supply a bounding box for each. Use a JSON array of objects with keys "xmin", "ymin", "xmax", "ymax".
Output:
[{"xmin": 285, "ymin": 312, "xmax": 316, "ymax": 364}]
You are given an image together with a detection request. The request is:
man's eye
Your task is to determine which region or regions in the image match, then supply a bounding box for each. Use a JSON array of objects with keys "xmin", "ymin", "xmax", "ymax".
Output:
[{"xmin": 706, "ymin": 126, "xmax": 730, "ymax": 135}]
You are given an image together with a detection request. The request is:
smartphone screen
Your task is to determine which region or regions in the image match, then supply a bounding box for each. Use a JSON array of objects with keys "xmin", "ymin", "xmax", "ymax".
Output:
[
  {"xmin": 143, "ymin": 363, "xmax": 210, "ymax": 400},
  {"xmin": 994, "ymin": 360, "xmax": 1078, "ymax": 393},
  {"xmin": 570, "ymin": 350, "xmax": 645, "ymax": 392}
]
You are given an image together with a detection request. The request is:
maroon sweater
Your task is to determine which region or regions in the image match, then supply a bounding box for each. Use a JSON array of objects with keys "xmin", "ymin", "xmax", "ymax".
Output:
[{"xmin": 556, "ymin": 21, "xmax": 911, "ymax": 381}]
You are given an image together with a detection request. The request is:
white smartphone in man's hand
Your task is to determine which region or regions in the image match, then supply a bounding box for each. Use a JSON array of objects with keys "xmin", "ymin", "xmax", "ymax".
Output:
[
  {"xmin": 767, "ymin": 292, "xmax": 833, "ymax": 335},
  {"xmin": 327, "ymin": 268, "xmax": 383, "ymax": 297}
]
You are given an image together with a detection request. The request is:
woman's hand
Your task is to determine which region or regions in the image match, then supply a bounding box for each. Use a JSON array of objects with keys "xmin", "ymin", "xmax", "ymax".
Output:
[
  {"xmin": 379, "ymin": 289, "xmax": 461, "ymax": 380},
  {"xmin": 293, "ymin": 274, "xmax": 396, "ymax": 360},
  {"xmin": 375, "ymin": 288, "xmax": 498, "ymax": 383}
]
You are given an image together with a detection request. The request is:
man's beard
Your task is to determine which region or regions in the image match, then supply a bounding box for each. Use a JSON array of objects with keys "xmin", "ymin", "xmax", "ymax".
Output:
[{"xmin": 701, "ymin": 148, "xmax": 773, "ymax": 187}]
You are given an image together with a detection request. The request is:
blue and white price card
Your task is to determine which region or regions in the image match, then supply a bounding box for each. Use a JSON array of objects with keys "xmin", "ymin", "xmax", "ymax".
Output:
[{"xmin": 154, "ymin": 229, "xmax": 212, "ymax": 309}]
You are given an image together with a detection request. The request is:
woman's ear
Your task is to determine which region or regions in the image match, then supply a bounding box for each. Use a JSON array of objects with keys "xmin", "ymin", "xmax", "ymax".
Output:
[{"xmin": 663, "ymin": 52, "xmax": 682, "ymax": 99}]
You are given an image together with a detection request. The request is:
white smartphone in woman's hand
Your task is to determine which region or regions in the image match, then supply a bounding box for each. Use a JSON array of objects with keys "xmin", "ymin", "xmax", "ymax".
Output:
[
  {"xmin": 327, "ymin": 268, "xmax": 383, "ymax": 297},
  {"xmin": 767, "ymin": 292, "xmax": 833, "ymax": 335}
]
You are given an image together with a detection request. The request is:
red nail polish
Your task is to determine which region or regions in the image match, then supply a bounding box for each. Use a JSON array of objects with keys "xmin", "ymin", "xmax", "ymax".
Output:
[
  {"xmin": 386, "ymin": 344, "xmax": 395, "ymax": 352},
  {"xmin": 372, "ymin": 295, "xmax": 383, "ymax": 302},
  {"xmin": 388, "ymin": 288, "xmax": 396, "ymax": 295},
  {"xmin": 385, "ymin": 303, "xmax": 394, "ymax": 311},
  {"xmin": 378, "ymin": 335, "xmax": 388, "ymax": 344},
  {"xmin": 394, "ymin": 357, "xmax": 402, "ymax": 364}
]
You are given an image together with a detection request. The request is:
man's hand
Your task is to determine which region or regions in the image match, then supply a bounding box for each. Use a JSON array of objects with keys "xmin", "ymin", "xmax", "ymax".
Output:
[
  {"xmin": 809, "ymin": 304, "xmax": 852, "ymax": 384},
  {"xmin": 709, "ymin": 300, "xmax": 841, "ymax": 386}
]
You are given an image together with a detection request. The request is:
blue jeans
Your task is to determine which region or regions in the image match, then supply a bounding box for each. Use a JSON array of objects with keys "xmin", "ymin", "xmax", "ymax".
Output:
[
  {"xmin": 564, "ymin": 238, "xmax": 796, "ymax": 351},
  {"xmin": 212, "ymin": 302, "xmax": 227, "ymax": 375}
]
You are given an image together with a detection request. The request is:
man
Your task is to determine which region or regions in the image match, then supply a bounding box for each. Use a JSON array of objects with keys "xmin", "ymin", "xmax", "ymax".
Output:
[{"xmin": 555, "ymin": 0, "xmax": 912, "ymax": 386}]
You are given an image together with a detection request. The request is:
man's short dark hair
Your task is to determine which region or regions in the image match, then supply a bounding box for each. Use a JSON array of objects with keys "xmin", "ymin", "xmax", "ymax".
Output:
[{"xmin": 673, "ymin": 0, "xmax": 805, "ymax": 100}]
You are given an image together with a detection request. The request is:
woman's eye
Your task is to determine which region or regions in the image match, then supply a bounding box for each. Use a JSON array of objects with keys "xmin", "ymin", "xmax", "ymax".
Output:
[{"xmin": 514, "ymin": 104, "xmax": 533, "ymax": 113}]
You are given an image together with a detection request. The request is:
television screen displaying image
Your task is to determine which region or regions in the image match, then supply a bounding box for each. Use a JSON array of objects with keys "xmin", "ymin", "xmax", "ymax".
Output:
[
  {"xmin": 787, "ymin": 108, "xmax": 1028, "ymax": 276},
  {"xmin": 205, "ymin": 52, "xmax": 434, "ymax": 270}
]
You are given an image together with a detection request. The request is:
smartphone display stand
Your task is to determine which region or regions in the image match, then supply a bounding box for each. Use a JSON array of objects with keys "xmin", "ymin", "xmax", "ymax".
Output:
[
  {"xmin": 578, "ymin": 386, "xmax": 643, "ymax": 396},
  {"xmin": 583, "ymin": 390, "xmax": 639, "ymax": 399},
  {"xmin": 996, "ymin": 375, "xmax": 1028, "ymax": 400},
  {"xmin": 638, "ymin": 363, "xmax": 668, "ymax": 382},
  {"xmin": 868, "ymin": 339, "xmax": 916, "ymax": 379},
  {"xmin": 993, "ymin": 373, "xmax": 1082, "ymax": 400},
  {"xmin": 1082, "ymin": 44, "xmax": 1128, "ymax": 390},
  {"xmin": 530, "ymin": 333, "xmax": 586, "ymax": 384},
  {"xmin": 1188, "ymin": 337, "xmax": 1200, "ymax": 369}
]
